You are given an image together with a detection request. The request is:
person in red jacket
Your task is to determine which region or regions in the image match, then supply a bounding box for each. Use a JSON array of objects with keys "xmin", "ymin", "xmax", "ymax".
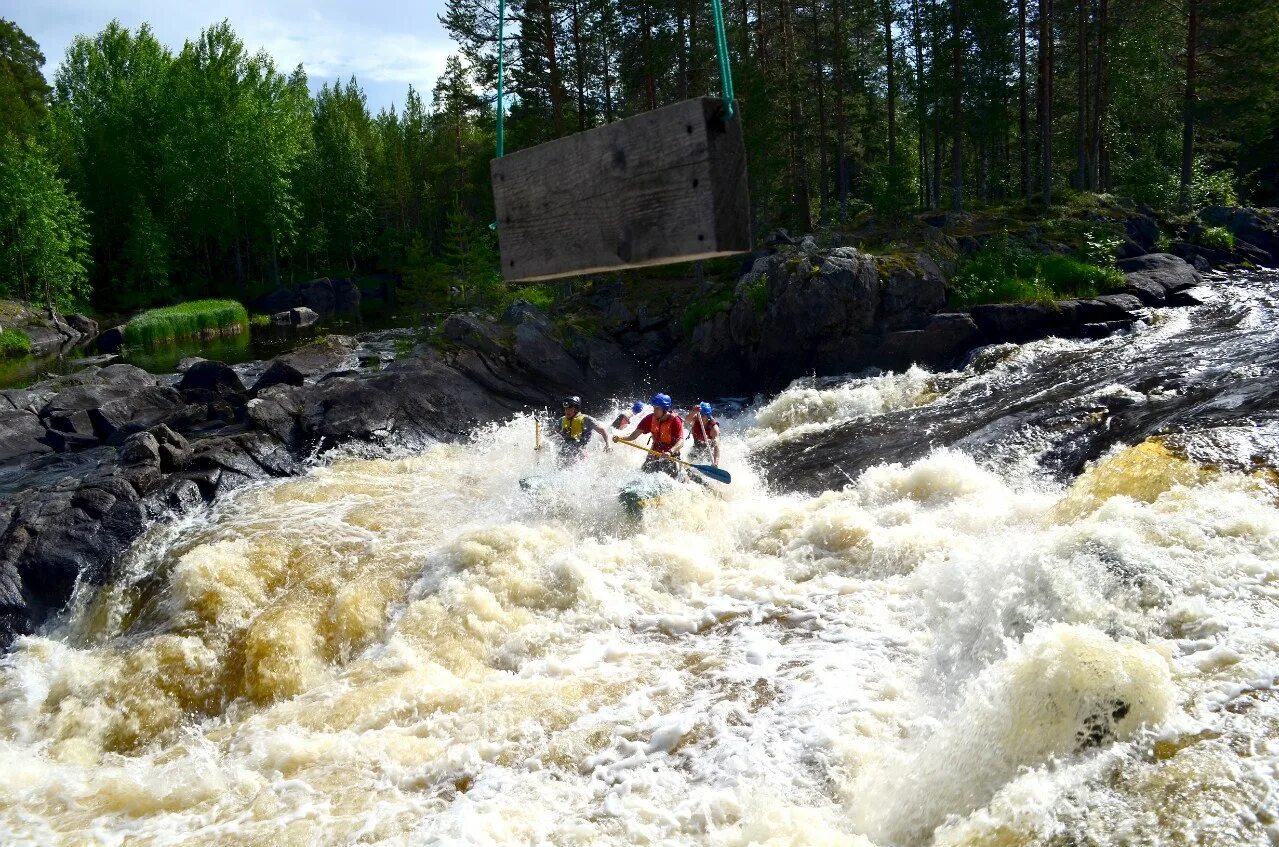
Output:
[
  {"xmin": 614, "ymin": 393, "xmax": 685, "ymax": 478},
  {"xmin": 686, "ymin": 401, "xmax": 721, "ymax": 467}
]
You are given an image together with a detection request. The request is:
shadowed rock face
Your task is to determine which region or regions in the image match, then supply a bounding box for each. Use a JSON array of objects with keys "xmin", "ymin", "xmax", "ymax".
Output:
[{"xmin": 760, "ymin": 272, "xmax": 1279, "ymax": 495}]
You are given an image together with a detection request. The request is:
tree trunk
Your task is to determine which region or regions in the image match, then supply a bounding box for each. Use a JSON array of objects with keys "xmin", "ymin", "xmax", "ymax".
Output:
[
  {"xmin": 572, "ymin": 0, "xmax": 587, "ymax": 130},
  {"xmin": 835, "ymin": 0, "xmax": 850, "ymax": 220},
  {"xmin": 601, "ymin": 7, "xmax": 615, "ymax": 122},
  {"xmin": 1075, "ymin": 0, "xmax": 1087, "ymax": 189},
  {"xmin": 813, "ymin": 2, "xmax": 829, "ymax": 223},
  {"xmin": 1095, "ymin": 0, "xmax": 1108, "ymax": 189},
  {"xmin": 540, "ymin": 0, "xmax": 566, "ymax": 136},
  {"xmin": 1179, "ymin": 0, "xmax": 1197, "ymax": 208},
  {"xmin": 1019, "ymin": 0, "xmax": 1030, "ymax": 198},
  {"xmin": 779, "ymin": 0, "xmax": 814, "ymax": 231},
  {"xmin": 641, "ymin": 4, "xmax": 658, "ymax": 111},
  {"xmin": 1039, "ymin": 0, "xmax": 1054, "ymax": 206},
  {"xmin": 950, "ymin": 0, "xmax": 963, "ymax": 210},
  {"xmin": 678, "ymin": 4, "xmax": 689, "ymax": 100},
  {"xmin": 884, "ymin": 0, "xmax": 897, "ymax": 175},
  {"xmin": 913, "ymin": 0, "xmax": 928, "ymax": 208}
]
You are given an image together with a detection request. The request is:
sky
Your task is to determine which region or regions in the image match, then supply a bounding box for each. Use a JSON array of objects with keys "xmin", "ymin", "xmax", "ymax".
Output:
[{"xmin": 11, "ymin": 0, "xmax": 458, "ymax": 113}]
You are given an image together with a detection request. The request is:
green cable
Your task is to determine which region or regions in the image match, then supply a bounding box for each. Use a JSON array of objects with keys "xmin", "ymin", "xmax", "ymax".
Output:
[{"xmin": 710, "ymin": 0, "xmax": 736, "ymax": 119}]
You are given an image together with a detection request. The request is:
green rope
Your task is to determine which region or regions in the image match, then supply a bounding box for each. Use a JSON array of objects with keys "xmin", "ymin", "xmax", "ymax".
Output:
[
  {"xmin": 710, "ymin": 0, "xmax": 736, "ymax": 119},
  {"xmin": 495, "ymin": 0, "xmax": 506, "ymax": 158}
]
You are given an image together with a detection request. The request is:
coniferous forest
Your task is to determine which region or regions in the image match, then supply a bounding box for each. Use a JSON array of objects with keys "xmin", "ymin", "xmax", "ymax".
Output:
[{"xmin": 0, "ymin": 0, "xmax": 1277, "ymax": 313}]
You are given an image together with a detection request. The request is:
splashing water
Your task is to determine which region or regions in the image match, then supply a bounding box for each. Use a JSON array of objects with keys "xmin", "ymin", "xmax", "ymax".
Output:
[{"xmin": 3, "ymin": 277, "xmax": 1279, "ymax": 846}]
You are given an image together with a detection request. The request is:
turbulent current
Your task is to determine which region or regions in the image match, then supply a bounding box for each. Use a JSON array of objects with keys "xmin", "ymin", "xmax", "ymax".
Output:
[{"xmin": 3, "ymin": 273, "xmax": 1279, "ymax": 846}]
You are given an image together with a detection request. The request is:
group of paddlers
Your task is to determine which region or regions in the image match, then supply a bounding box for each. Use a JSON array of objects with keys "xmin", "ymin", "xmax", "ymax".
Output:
[{"xmin": 556, "ymin": 393, "xmax": 721, "ymax": 479}]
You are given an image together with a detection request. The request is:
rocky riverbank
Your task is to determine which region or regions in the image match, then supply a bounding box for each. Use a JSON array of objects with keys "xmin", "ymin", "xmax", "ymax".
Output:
[{"xmin": 2, "ymin": 203, "xmax": 1276, "ymax": 649}]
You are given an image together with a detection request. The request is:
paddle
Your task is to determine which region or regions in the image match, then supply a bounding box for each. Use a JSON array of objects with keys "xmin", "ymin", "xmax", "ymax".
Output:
[{"xmin": 615, "ymin": 438, "xmax": 732, "ymax": 484}]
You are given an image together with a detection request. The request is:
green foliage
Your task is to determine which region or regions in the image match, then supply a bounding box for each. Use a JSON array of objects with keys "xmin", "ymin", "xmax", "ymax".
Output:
[
  {"xmin": 744, "ymin": 274, "xmax": 770, "ymax": 313},
  {"xmin": 1198, "ymin": 226, "xmax": 1235, "ymax": 251},
  {"xmin": 124, "ymin": 299, "xmax": 249, "ymax": 347},
  {"xmin": 681, "ymin": 288, "xmax": 735, "ymax": 331},
  {"xmin": 0, "ymin": 18, "xmax": 50, "ymax": 141},
  {"xmin": 249, "ymin": 313, "xmax": 272, "ymax": 328},
  {"xmin": 1078, "ymin": 228, "xmax": 1126, "ymax": 268},
  {"xmin": 950, "ymin": 233, "xmax": 1124, "ymax": 307},
  {"xmin": 0, "ymin": 137, "xmax": 91, "ymax": 310},
  {"xmin": 0, "ymin": 326, "xmax": 31, "ymax": 357},
  {"xmin": 499, "ymin": 285, "xmax": 554, "ymax": 312},
  {"xmin": 1190, "ymin": 161, "xmax": 1239, "ymax": 208}
]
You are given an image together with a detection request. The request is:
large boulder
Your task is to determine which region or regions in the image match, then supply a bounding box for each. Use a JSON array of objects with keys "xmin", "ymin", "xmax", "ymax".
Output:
[
  {"xmin": 177, "ymin": 360, "xmax": 246, "ymax": 396},
  {"xmin": 510, "ymin": 321, "xmax": 588, "ymax": 393},
  {"xmin": 65, "ymin": 314, "xmax": 98, "ymax": 339},
  {"xmin": 1199, "ymin": 207, "xmax": 1279, "ymax": 265},
  {"xmin": 1123, "ymin": 214, "xmax": 1161, "ymax": 253},
  {"xmin": 94, "ymin": 326, "xmax": 125, "ymax": 354},
  {"xmin": 0, "ymin": 410, "xmax": 52, "ymax": 462},
  {"xmin": 969, "ymin": 303, "xmax": 1068, "ymax": 344},
  {"xmin": 876, "ymin": 254, "xmax": 947, "ymax": 330},
  {"xmin": 876, "ymin": 313, "xmax": 983, "ymax": 371},
  {"xmin": 274, "ymin": 335, "xmax": 358, "ymax": 378},
  {"xmin": 251, "ymin": 359, "xmax": 306, "ymax": 394},
  {"xmin": 40, "ymin": 382, "xmax": 184, "ymax": 443},
  {"xmin": 1117, "ymin": 253, "xmax": 1201, "ymax": 303}
]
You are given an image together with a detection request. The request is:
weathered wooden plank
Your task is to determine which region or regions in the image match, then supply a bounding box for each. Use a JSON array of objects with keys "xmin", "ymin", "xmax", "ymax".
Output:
[{"xmin": 492, "ymin": 97, "xmax": 751, "ymax": 282}]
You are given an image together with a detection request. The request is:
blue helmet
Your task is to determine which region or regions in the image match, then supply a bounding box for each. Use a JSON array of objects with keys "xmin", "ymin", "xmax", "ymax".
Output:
[
  {"xmin": 698, "ymin": 402, "xmax": 713, "ymax": 416},
  {"xmin": 631, "ymin": 401, "xmax": 644, "ymax": 414},
  {"xmin": 651, "ymin": 393, "xmax": 673, "ymax": 410}
]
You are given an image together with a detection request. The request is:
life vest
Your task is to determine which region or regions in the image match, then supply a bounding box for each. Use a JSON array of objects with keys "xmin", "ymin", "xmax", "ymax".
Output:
[
  {"xmin": 690, "ymin": 415, "xmax": 718, "ymax": 443},
  {"xmin": 560, "ymin": 414, "xmax": 589, "ymax": 444},
  {"xmin": 642, "ymin": 413, "xmax": 684, "ymax": 452}
]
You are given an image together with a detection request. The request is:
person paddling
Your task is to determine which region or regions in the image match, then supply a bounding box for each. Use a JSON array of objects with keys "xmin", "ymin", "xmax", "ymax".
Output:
[
  {"xmin": 686, "ymin": 401, "xmax": 721, "ymax": 467},
  {"xmin": 558, "ymin": 396, "xmax": 611, "ymax": 462},
  {"xmin": 614, "ymin": 393, "xmax": 685, "ymax": 478},
  {"xmin": 612, "ymin": 401, "xmax": 645, "ymax": 430}
]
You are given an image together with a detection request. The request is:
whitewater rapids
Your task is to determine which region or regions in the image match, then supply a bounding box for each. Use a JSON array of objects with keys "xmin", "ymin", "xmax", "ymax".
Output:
[{"xmin": 2, "ymin": 280, "xmax": 1279, "ymax": 845}]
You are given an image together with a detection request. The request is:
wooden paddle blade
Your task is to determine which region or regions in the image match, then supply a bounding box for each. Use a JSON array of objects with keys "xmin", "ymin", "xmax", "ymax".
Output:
[{"xmin": 693, "ymin": 464, "xmax": 731, "ymax": 484}]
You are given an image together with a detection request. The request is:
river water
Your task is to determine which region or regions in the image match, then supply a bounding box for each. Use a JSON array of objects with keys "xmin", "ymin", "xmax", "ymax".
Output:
[{"xmin": 2, "ymin": 274, "xmax": 1278, "ymax": 845}]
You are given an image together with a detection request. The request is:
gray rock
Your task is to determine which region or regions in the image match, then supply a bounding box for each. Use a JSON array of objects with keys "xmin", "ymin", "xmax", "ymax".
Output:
[
  {"xmin": 511, "ymin": 321, "xmax": 587, "ymax": 392},
  {"xmin": 877, "ymin": 313, "xmax": 983, "ymax": 371},
  {"xmin": 1199, "ymin": 206, "xmax": 1279, "ymax": 265},
  {"xmin": 877, "ymin": 255, "xmax": 946, "ymax": 330},
  {"xmin": 94, "ymin": 326, "xmax": 125, "ymax": 354},
  {"xmin": 1123, "ymin": 214, "xmax": 1160, "ymax": 253},
  {"xmin": 969, "ymin": 303, "xmax": 1065, "ymax": 344},
  {"xmin": 1119, "ymin": 253, "xmax": 1200, "ymax": 300},
  {"xmin": 65, "ymin": 314, "xmax": 98, "ymax": 339},
  {"xmin": 119, "ymin": 431, "xmax": 161, "ymax": 467},
  {"xmin": 40, "ymin": 383, "xmax": 184, "ymax": 442},
  {"xmin": 442, "ymin": 313, "xmax": 509, "ymax": 356},
  {"xmin": 274, "ymin": 335, "xmax": 358, "ymax": 378},
  {"xmin": 177, "ymin": 360, "xmax": 246, "ymax": 396},
  {"xmin": 0, "ymin": 410, "xmax": 53, "ymax": 461},
  {"xmin": 176, "ymin": 357, "xmax": 205, "ymax": 373},
  {"xmin": 251, "ymin": 359, "xmax": 306, "ymax": 394}
]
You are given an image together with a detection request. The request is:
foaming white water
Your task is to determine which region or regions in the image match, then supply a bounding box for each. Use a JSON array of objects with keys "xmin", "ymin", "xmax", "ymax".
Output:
[{"xmin": 1, "ymin": 362, "xmax": 1279, "ymax": 845}]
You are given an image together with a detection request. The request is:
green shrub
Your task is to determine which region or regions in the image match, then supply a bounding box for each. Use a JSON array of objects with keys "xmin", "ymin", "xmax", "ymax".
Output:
[
  {"xmin": 744, "ymin": 274, "xmax": 770, "ymax": 313},
  {"xmin": 496, "ymin": 284, "xmax": 555, "ymax": 315},
  {"xmin": 249, "ymin": 313, "xmax": 272, "ymax": 328},
  {"xmin": 681, "ymin": 287, "xmax": 735, "ymax": 330},
  {"xmin": 950, "ymin": 233, "xmax": 1124, "ymax": 307},
  {"xmin": 1198, "ymin": 226, "xmax": 1235, "ymax": 252},
  {"xmin": 0, "ymin": 327, "xmax": 32, "ymax": 357},
  {"xmin": 124, "ymin": 299, "xmax": 249, "ymax": 348}
]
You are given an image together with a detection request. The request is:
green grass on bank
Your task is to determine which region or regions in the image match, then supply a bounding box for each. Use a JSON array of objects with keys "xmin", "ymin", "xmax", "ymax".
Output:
[
  {"xmin": 0, "ymin": 327, "xmax": 32, "ymax": 358},
  {"xmin": 124, "ymin": 299, "xmax": 249, "ymax": 348},
  {"xmin": 949, "ymin": 234, "xmax": 1125, "ymax": 307}
]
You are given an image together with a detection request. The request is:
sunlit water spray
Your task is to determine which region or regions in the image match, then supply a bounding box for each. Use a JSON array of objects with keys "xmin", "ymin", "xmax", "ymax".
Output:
[{"xmin": 2, "ymin": 277, "xmax": 1279, "ymax": 845}]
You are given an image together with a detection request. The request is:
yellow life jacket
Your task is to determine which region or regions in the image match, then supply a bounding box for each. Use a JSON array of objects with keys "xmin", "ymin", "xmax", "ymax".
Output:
[{"xmin": 560, "ymin": 414, "xmax": 586, "ymax": 443}]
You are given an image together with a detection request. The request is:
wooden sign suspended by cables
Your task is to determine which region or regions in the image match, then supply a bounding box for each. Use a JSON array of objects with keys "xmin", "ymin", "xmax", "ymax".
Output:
[{"xmin": 491, "ymin": 97, "xmax": 752, "ymax": 283}]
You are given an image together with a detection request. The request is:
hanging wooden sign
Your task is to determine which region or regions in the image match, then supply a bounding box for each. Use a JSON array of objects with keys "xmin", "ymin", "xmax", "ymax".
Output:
[{"xmin": 491, "ymin": 97, "xmax": 751, "ymax": 283}]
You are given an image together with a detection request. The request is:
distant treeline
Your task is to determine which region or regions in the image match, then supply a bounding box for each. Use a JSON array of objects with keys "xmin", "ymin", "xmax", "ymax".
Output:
[{"xmin": 0, "ymin": 0, "xmax": 1277, "ymax": 312}]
